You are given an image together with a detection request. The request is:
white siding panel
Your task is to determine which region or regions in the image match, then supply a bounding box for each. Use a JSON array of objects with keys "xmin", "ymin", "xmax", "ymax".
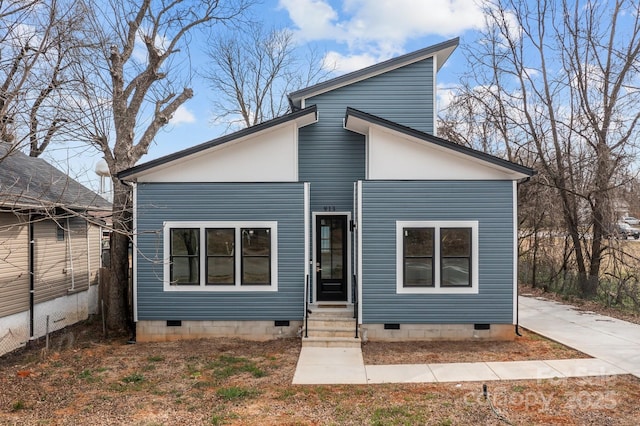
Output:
[
  {"xmin": 368, "ymin": 127, "xmax": 520, "ymax": 180},
  {"xmin": 139, "ymin": 125, "xmax": 298, "ymax": 183}
]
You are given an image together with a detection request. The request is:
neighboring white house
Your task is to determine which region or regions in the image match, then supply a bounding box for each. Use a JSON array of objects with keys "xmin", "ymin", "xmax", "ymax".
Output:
[{"xmin": 0, "ymin": 144, "xmax": 111, "ymax": 356}]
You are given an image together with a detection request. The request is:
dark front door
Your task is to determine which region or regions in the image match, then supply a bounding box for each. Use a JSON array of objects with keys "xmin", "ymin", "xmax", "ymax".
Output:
[{"xmin": 316, "ymin": 215, "xmax": 348, "ymax": 301}]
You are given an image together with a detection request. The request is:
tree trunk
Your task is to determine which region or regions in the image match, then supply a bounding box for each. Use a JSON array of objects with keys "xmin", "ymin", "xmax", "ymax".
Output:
[{"xmin": 106, "ymin": 180, "xmax": 133, "ymax": 333}]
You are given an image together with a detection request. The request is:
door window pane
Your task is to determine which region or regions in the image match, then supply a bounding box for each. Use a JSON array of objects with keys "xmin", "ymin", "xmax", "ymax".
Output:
[{"xmin": 320, "ymin": 218, "xmax": 344, "ymax": 280}]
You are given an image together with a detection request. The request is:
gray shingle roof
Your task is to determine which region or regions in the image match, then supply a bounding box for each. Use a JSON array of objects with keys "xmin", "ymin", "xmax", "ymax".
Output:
[{"xmin": 0, "ymin": 144, "xmax": 111, "ymax": 212}]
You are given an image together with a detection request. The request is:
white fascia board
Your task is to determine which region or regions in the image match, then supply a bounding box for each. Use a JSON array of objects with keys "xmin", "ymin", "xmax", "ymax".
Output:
[{"xmin": 344, "ymin": 114, "xmax": 371, "ymax": 135}]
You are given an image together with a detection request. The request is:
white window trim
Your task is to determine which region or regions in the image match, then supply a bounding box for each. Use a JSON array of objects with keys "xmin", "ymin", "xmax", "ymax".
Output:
[
  {"xmin": 163, "ymin": 221, "xmax": 278, "ymax": 292},
  {"xmin": 396, "ymin": 220, "xmax": 479, "ymax": 294}
]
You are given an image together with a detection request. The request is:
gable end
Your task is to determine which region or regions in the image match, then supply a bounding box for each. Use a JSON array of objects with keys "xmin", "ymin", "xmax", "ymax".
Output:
[{"xmin": 344, "ymin": 107, "xmax": 535, "ymax": 180}]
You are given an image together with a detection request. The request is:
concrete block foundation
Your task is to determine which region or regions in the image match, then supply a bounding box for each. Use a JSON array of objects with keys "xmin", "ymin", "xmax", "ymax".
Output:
[
  {"xmin": 361, "ymin": 323, "xmax": 514, "ymax": 342},
  {"xmin": 136, "ymin": 320, "xmax": 303, "ymax": 342}
]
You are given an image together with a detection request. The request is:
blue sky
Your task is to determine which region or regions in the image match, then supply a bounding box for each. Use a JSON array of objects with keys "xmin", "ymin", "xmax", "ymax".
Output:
[
  {"xmin": 47, "ymin": 0, "xmax": 486, "ymax": 189},
  {"xmin": 149, "ymin": 0, "xmax": 485, "ymax": 155}
]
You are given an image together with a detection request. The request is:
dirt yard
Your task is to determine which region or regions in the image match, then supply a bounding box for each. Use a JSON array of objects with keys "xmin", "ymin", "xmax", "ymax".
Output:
[{"xmin": 1, "ymin": 319, "xmax": 639, "ymax": 425}]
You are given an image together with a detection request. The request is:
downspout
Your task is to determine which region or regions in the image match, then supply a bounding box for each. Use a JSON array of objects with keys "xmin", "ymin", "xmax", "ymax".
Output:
[
  {"xmin": 118, "ymin": 178, "xmax": 136, "ymax": 341},
  {"xmin": 514, "ymin": 177, "xmax": 531, "ymax": 337},
  {"xmin": 28, "ymin": 215, "xmax": 35, "ymax": 340}
]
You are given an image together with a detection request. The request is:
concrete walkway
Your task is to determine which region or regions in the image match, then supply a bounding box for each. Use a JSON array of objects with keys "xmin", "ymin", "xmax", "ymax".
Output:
[
  {"xmin": 292, "ymin": 296, "xmax": 639, "ymax": 384},
  {"xmin": 519, "ymin": 295, "xmax": 640, "ymax": 379}
]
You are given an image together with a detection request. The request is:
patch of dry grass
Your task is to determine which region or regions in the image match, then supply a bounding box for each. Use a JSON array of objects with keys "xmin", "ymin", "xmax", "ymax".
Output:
[{"xmin": 1, "ymin": 321, "xmax": 639, "ymax": 425}]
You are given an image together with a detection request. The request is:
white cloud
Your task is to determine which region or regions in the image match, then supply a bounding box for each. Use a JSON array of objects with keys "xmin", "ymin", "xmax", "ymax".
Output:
[
  {"xmin": 279, "ymin": 0, "xmax": 485, "ymax": 59},
  {"xmin": 322, "ymin": 50, "xmax": 377, "ymax": 73},
  {"xmin": 278, "ymin": 0, "xmax": 343, "ymax": 41},
  {"xmin": 436, "ymin": 83, "xmax": 459, "ymax": 112},
  {"xmin": 170, "ymin": 105, "xmax": 196, "ymax": 125}
]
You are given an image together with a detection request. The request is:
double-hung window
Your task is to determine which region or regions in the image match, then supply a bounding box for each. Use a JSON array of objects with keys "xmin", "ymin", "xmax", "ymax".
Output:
[
  {"xmin": 206, "ymin": 228, "xmax": 235, "ymax": 285},
  {"xmin": 241, "ymin": 228, "xmax": 271, "ymax": 285},
  {"xmin": 164, "ymin": 221, "xmax": 277, "ymax": 291},
  {"xmin": 397, "ymin": 221, "xmax": 478, "ymax": 294},
  {"xmin": 170, "ymin": 228, "xmax": 200, "ymax": 285}
]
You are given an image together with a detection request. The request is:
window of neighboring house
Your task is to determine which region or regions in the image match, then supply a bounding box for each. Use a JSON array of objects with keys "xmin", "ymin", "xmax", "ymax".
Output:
[
  {"xmin": 56, "ymin": 226, "xmax": 65, "ymax": 241},
  {"xmin": 397, "ymin": 221, "xmax": 478, "ymax": 294},
  {"xmin": 163, "ymin": 221, "xmax": 277, "ymax": 291}
]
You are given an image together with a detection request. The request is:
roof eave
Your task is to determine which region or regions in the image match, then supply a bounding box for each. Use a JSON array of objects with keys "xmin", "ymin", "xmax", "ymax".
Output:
[{"xmin": 0, "ymin": 202, "xmax": 112, "ymax": 214}]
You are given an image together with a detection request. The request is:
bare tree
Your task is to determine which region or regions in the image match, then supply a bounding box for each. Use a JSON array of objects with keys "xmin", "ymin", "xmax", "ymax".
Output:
[
  {"xmin": 440, "ymin": 0, "xmax": 640, "ymax": 297},
  {"xmin": 0, "ymin": 0, "xmax": 85, "ymax": 158},
  {"xmin": 71, "ymin": 0, "xmax": 252, "ymax": 332},
  {"xmin": 203, "ymin": 24, "xmax": 331, "ymax": 129}
]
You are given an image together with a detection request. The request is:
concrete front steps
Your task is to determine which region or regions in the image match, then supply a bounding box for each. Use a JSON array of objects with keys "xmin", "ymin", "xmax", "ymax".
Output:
[{"xmin": 302, "ymin": 304, "xmax": 361, "ymax": 348}]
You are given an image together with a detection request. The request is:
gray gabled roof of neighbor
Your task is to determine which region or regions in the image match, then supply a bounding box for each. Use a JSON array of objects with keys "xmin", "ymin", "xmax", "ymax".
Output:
[
  {"xmin": 0, "ymin": 144, "xmax": 111, "ymax": 212},
  {"xmin": 118, "ymin": 104, "xmax": 318, "ymax": 180},
  {"xmin": 344, "ymin": 107, "xmax": 536, "ymax": 178},
  {"xmin": 288, "ymin": 37, "xmax": 460, "ymax": 108}
]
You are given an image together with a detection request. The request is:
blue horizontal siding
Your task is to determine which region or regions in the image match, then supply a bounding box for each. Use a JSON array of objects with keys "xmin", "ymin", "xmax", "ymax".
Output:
[
  {"xmin": 135, "ymin": 182, "xmax": 305, "ymax": 321},
  {"xmin": 299, "ymin": 57, "xmax": 435, "ymax": 215},
  {"xmin": 361, "ymin": 180, "xmax": 514, "ymax": 324}
]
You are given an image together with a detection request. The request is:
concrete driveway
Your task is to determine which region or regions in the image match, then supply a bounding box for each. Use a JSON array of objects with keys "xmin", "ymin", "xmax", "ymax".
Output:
[{"xmin": 519, "ymin": 295, "xmax": 640, "ymax": 378}]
